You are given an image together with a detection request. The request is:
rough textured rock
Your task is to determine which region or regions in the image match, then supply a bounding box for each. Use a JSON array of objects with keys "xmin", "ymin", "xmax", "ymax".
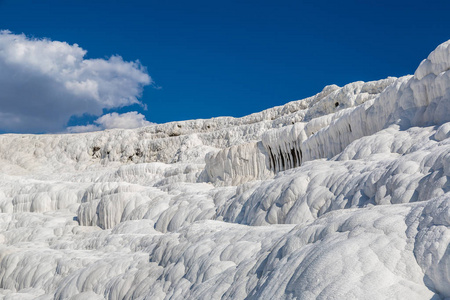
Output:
[{"xmin": 0, "ymin": 42, "xmax": 449, "ymax": 299}]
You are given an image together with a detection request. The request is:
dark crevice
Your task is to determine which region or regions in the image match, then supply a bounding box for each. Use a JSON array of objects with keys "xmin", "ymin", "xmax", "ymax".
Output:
[
  {"xmin": 266, "ymin": 143, "xmax": 304, "ymax": 173},
  {"xmin": 267, "ymin": 146, "xmax": 276, "ymax": 170},
  {"xmin": 291, "ymin": 148, "xmax": 297, "ymax": 167}
]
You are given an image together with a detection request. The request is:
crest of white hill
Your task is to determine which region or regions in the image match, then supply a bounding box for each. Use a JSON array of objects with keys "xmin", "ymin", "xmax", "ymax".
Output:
[{"xmin": 0, "ymin": 41, "xmax": 449, "ymax": 299}]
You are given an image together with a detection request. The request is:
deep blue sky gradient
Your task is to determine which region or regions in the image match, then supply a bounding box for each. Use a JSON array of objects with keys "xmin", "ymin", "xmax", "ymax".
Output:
[{"xmin": 1, "ymin": 0, "xmax": 449, "ymax": 126}]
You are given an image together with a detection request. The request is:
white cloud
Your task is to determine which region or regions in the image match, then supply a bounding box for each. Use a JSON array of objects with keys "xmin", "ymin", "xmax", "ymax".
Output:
[
  {"xmin": 67, "ymin": 111, "xmax": 154, "ymax": 133},
  {"xmin": 66, "ymin": 124, "xmax": 100, "ymax": 134},
  {"xmin": 0, "ymin": 30, "xmax": 152, "ymax": 133},
  {"xmin": 95, "ymin": 111, "xmax": 153, "ymax": 129}
]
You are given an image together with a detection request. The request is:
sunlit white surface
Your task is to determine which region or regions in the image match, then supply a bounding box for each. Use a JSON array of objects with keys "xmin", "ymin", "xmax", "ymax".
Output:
[{"xmin": 0, "ymin": 41, "xmax": 449, "ymax": 299}]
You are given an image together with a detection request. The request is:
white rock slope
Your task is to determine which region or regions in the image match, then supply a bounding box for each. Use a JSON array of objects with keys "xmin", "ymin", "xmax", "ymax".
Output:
[{"xmin": 0, "ymin": 41, "xmax": 449, "ymax": 299}]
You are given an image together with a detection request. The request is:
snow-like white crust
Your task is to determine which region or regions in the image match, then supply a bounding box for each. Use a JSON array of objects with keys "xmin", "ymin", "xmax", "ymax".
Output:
[{"xmin": 0, "ymin": 43, "xmax": 449, "ymax": 299}]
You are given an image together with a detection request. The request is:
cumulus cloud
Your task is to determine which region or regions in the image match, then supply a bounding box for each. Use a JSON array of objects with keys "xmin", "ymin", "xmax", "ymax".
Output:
[
  {"xmin": 0, "ymin": 30, "xmax": 152, "ymax": 133},
  {"xmin": 67, "ymin": 111, "xmax": 154, "ymax": 133}
]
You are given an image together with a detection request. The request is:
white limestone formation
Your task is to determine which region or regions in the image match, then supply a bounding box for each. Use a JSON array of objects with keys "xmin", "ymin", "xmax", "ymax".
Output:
[{"xmin": 0, "ymin": 41, "xmax": 449, "ymax": 299}]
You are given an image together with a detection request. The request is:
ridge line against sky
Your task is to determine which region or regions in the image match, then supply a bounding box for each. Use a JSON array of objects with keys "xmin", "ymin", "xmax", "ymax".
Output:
[{"xmin": 0, "ymin": 0, "xmax": 449, "ymax": 133}]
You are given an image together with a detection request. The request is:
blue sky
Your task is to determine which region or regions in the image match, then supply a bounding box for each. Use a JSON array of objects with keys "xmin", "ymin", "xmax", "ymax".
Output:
[{"xmin": 0, "ymin": 0, "xmax": 449, "ymax": 133}]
